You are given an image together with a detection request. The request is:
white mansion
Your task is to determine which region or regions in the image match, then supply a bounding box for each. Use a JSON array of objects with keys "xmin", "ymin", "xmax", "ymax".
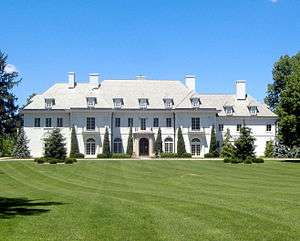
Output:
[{"xmin": 23, "ymin": 73, "xmax": 277, "ymax": 158}]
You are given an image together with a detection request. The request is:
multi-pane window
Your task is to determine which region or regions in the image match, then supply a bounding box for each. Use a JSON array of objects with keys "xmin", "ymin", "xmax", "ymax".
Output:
[
  {"xmin": 87, "ymin": 97, "xmax": 96, "ymax": 107},
  {"xmin": 191, "ymin": 138, "xmax": 201, "ymax": 156},
  {"xmin": 141, "ymin": 118, "xmax": 146, "ymax": 130},
  {"xmin": 86, "ymin": 117, "xmax": 95, "ymax": 130},
  {"xmin": 153, "ymin": 118, "xmax": 159, "ymax": 127},
  {"xmin": 237, "ymin": 124, "xmax": 242, "ymax": 132},
  {"xmin": 225, "ymin": 107, "xmax": 233, "ymax": 115},
  {"xmin": 115, "ymin": 118, "xmax": 120, "ymax": 127},
  {"xmin": 266, "ymin": 124, "xmax": 272, "ymax": 132},
  {"xmin": 128, "ymin": 118, "xmax": 133, "ymax": 127},
  {"xmin": 34, "ymin": 118, "xmax": 40, "ymax": 127},
  {"xmin": 166, "ymin": 118, "xmax": 172, "ymax": 127},
  {"xmin": 86, "ymin": 138, "xmax": 96, "ymax": 155},
  {"xmin": 45, "ymin": 118, "xmax": 52, "ymax": 127},
  {"xmin": 218, "ymin": 124, "xmax": 224, "ymax": 132},
  {"xmin": 249, "ymin": 106, "xmax": 257, "ymax": 115},
  {"xmin": 113, "ymin": 138, "xmax": 123, "ymax": 153},
  {"xmin": 45, "ymin": 98, "xmax": 55, "ymax": 109},
  {"xmin": 57, "ymin": 118, "xmax": 63, "ymax": 127},
  {"xmin": 139, "ymin": 98, "xmax": 148, "ymax": 109},
  {"xmin": 191, "ymin": 97, "xmax": 200, "ymax": 108},
  {"xmin": 191, "ymin": 118, "xmax": 200, "ymax": 130},
  {"xmin": 164, "ymin": 138, "xmax": 173, "ymax": 153}
]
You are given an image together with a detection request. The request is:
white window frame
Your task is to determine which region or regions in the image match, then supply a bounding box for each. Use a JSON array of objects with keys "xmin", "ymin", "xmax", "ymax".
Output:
[
  {"xmin": 191, "ymin": 138, "xmax": 201, "ymax": 156},
  {"xmin": 164, "ymin": 137, "xmax": 174, "ymax": 153},
  {"xmin": 86, "ymin": 138, "xmax": 96, "ymax": 155}
]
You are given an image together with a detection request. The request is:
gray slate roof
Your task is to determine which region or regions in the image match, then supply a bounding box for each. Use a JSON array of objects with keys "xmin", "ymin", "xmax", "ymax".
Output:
[{"xmin": 24, "ymin": 79, "xmax": 276, "ymax": 117}]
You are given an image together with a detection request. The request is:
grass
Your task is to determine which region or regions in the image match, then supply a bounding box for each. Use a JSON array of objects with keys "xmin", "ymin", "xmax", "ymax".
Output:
[{"xmin": 0, "ymin": 159, "xmax": 299, "ymax": 241}]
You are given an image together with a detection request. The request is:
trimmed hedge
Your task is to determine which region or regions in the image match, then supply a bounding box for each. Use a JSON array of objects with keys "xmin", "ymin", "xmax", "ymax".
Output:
[
  {"xmin": 97, "ymin": 153, "xmax": 112, "ymax": 159},
  {"xmin": 111, "ymin": 153, "xmax": 131, "ymax": 159},
  {"xmin": 34, "ymin": 157, "xmax": 77, "ymax": 164},
  {"xmin": 160, "ymin": 153, "xmax": 192, "ymax": 158},
  {"xmin": 70, "ymin": 153, "xmax": 84, "ymax": 158},
  {"xmin": 223, "ymin": 157, "xmax": 264, "ymax": 164},
  {"xmin": 204, "ymin": 153, "xmax": 217, "ymax": 158},
  {"xmin": 252, "ymin": 158, "xmax": 264, "ymax": 163}
]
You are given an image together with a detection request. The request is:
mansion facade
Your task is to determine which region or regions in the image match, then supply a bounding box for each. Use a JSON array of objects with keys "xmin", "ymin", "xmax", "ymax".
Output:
[{"xmin": 23, "ymin": 73, "xmax": 277, "ymax": 158}]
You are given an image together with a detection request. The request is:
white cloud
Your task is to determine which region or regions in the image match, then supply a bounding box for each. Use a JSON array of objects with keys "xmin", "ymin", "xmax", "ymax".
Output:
[
  {"xmin": 4, "ymin": 64, "xmax": 18, "ymax": 74},
  {"xmin": 270, "ymin": 0, "xmax": 278, "ymax": 3}
]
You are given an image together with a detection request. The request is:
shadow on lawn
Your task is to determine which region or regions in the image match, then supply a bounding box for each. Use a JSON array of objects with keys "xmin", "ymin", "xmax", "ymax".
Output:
[
  {"xmin": 0, "ymin": 197, "xmax": 65, "ymax": 219},
  {"xmin": 280, "ymin": 159, "xmax": 300, "ymax": 163}
]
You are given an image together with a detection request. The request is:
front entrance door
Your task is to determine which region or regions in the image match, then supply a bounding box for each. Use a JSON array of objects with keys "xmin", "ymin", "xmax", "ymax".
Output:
[{"xmin": 139, "ymin": 138, "xmax": 149, "ymax": 156}]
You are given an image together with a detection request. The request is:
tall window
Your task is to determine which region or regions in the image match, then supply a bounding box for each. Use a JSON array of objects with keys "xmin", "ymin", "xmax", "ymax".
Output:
[
  {"xmin": 237, "ymin": 124, "xmax": 242, "ymax": 132},
  {"xmin": 86, "ymin": 117, "xmax": 95, "ymax": 130},
  {"xmin": 191, "ymin": 138, "xmax": 201, "ymax": 156},
  {"xmin": 164, "ymin": 137, "xmax": 173, "ymax": 153},
  {"xmin": 218, "ymin": 124, "xmax": 224, "ymax": 132},
  {"xmin": 153, "ymin": 118, "xmax": 159, "ymax": 127},
  {"xmin": 113, "ymin": 138, "xmax": 123, "ymax": 153},
  {"xmin": 86, "ymin": 138, "xmax": 96, "ymax": 155},
  {"xmin": 45, "ymin": 118, "xmax": 52, "ymax": 127},
  {"xmin": 128, "ymin": 118, "xmax": 133, "ymax": 127},
  {"xmin": 166, "ymin": 118, "xmax": 172, "ymax": 127},
  {"xmin": 34, "ymin": 118, "xmax": 40, "ymax": 127},
  {"xmin": 191, "ymin": 118, "xmax": 200, "ymax": 130},
  {"xmin": 266, "ymin": 124, "xmax": 272, "ymax": 132},
  {"xmin": 141, "ymin": 118, "xmax": 146, "ymax": 130},
  {"xmin": 57, "ymin": 118, "xmax": 63, "ymax": 127},
  {"xmin": 115, "ymin": 118, "xmax": 120, "ymax": 127}
]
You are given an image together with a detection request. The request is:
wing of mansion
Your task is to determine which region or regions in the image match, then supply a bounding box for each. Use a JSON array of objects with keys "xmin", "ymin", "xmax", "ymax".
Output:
[{"xmin": 23, "ymin": 73, "xmax": 277, "ymax": 158}]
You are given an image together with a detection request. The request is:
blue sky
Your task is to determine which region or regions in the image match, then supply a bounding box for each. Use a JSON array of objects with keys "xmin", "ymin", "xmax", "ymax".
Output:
[{"xmin": 1, "ymin": 0, "xmax": 299, "ymax": 105}]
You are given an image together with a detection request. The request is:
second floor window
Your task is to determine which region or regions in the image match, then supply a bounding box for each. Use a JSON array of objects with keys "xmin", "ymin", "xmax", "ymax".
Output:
[
  {"xmin": 191, "ymin": 118, "xmax": 200, "ymax": 130},
  {"xmin": 128, "ymin": 118, "xmax": 133, "ymax": 127},
  {"xmin": 141, "ymin": 118, "xmax": 146, "ymax": 130},
  {"xmin": 266, "ymin": 124, "xmax": 272, "ymax": 132},
  {"xmin": 237, "ymin": 124, "xmax": 242, "ymax": 132},
  {"xmin": 86, "ymin": 117, "xmax": 95, "ymax": 130},
  {"xmin": 57, "ymin": 118, "xmax": 63, "ymax": 127},
  {"xmin": 153, "ymin": 118, "xmax": 159, "ymax": 127},
  {"xmin": 218, "ymin": 124, "xmax": 224, "ymax": 131},
  {"xmin": 45, "ymin": 118, "xmax": 52, "ymax": 127},
  {"xmin": 34, "ymin": 118, "xmax": 40, "ymax": 127},
  {"xmin": 115, "ymin": 118, "xmax": 120, "ymax": 127},
  {"xmin": 166, "ymin": 118, "xmax": 172, "ymax": 127}
]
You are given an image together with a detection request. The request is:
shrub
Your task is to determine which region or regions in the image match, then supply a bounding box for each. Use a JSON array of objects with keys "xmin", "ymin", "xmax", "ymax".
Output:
[
  {"xmin": 230, "ymin": 158, "xmax": 243, "ymax": 164},
  {"xmin": 208, "ymin": 126, "xmax": 219, "ymax": 157},
  {"xmin": 204, "ymin": 153, "xmax": 216, "ymax": 158},
  {"xmin": 244, "ymin": 157, "xmax": 253, "ymax": 164},
  {"xmin": 64, "ymin": 158, "xmax": 77, "ymax": 164},
  {"xmin": 49, "ymin": 159, "xmax": 58, "ymax": 164},
  {"xmin": 252, "ymin": 158, "xmax": 264, "ymax": 163},
  {"xmin": 220, "ymin": 129, "xmax": 236, "ymax": 158},
  {"xmin": 154, "ymin": 128, "xmax": 162, "ymax": 156},
  {"xmin": 69, "ymin": 126, "xmax": 81, "ymax": 158},
  {"xmin": 234, "ymin": 126, "xmax": 256, "ymax": 161},
  {"xmin": 12, "ymin": 127, "xmax": 31, "ymax": 158},
  {"xmin": 35, "ymin": 158, "xmax": 45, "ymax": 164},
  {"xmin": 97, "ymin": 153, "xmax": 111, "ymax": 159},
  {"xmin": 160, "ymin": 153, "xmax": 178, "ymax": 158},
  {"xmin": 180, "ymin": 153, "xmax": 192, "ymax": 158},
  {"xmin": 71, "ymin": 153, "xmax": 84, "ymax": 158},
  {"xmin": 177, "ymin": 127, "xmax": 186, "ymax": 156},
  {"xmin": 102, "ymin": 127, "xmax": 111, "ymax": 158},
  {"xmin": 126, "ymin": 127, "xmax": 133, "ymax": 156},
  {"xmin": 44, "ymin": 128, "xmax": 67, "ymax": 159},
  {"xmin": 223, "ymin": 157, "xmax": 231, "ymax": 163},
  {"xmin": 111, "ymin": 153, "xmax": 131, "ymax": 159},
  {"xmin": 264, "ymin": 141, "xmax": 274, "ymax": 158},
  {"xmin": 0, "ymin": 136, "xmax": 15, "ymax": 157}
]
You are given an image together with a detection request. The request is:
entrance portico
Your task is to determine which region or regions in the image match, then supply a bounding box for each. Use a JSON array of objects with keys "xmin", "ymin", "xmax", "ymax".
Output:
[{"xmin": 132, "ymin": 130, "xmax": 154, "ymax": 157}]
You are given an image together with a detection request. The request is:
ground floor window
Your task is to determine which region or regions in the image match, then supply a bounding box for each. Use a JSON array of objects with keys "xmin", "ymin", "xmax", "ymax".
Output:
[
  {"xmin": 191, "ymin": 138, "xmax": 201, "ymax": 156},
  {"xmin": 86, "ymin": 138, "xmax": 96, "ymax": 155},
  {"xmin": 164, "ymin": 137, "xmax": 173, "ymax": 153},
  {"xmin": 113, "ymin": 138, "xmax": 123, "ymax": 153}
]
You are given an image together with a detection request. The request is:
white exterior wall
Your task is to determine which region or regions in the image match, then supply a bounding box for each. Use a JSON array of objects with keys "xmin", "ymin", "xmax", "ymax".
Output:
[{"xmin": 23, "ymin": 110, "xmax": 276, "ymax": 158}]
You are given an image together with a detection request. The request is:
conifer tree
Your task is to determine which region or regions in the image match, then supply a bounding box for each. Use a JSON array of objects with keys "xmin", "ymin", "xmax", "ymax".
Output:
[
  {"xmin": 69, "ymin": 125, "xmax": 81, "ymax": 158},
  {"xmin": 154, "ymin": 127, "xmax": 162, "ymax": 156},
  {"xmin": 177, "ymin": 127, "xmax": 186, "ymax": 156},
  {"xmin": 102, "ymin": 127, "xmax": 111, "ymax": 157},
  {"xmin": 12, "ymin": 127, "xmax": 30, "ymax": 158},
  {"xmin": 208, "ymin": 126, "xmax": 219, "ymax": 157},
  {"xmin": 220, "ymin": 129, "xmax": 235, "ymax": 158},
  {"xmin": 264, "ymin": 141, "xmax": 274, "ymax": 158},
  {"xmin": 234, "ymin": 126, "xmax": 256, "ymax": 160},
  {"xmin": 44, "ymin": 128, "xmax": 66, "ymax": 159},
  {"xmin": 126, "ymin": 126, "xmax": 133, "ymax": 156}
]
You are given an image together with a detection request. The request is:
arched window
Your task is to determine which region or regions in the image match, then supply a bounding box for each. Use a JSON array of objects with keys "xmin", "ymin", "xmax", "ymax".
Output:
[
  {"xmin": 164, "ymin": 137, "xmax": 173, "ymax": 153},
  {"xmin": 113, "ymin": 138, "xmax": 123, "ymax": 153},
  {"xmin": 86, "ymin": 138, "xmax": 96, "ymax": 155},
  {"xmin": 191, "ymin": 138, "xmax": 201, "ymax": 156}
]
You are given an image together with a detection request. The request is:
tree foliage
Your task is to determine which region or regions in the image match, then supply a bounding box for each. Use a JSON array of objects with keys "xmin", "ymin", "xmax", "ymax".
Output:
[
  {"xmin": 0, "ymin": 51, "xmax": 20, "ymax": 136},
  {"xmin": 264, "ymin": 141, "xmax": 274, "ymax": 158},
  {"xmin": 208, "ymin": 126, "xmax": 219, "ymax": 157},
  {"xmin": 176, "ymin": 127, "xmax": 186, "ymax": 156},
  {"xmin": 102, "ymin": 127, "xmax": 111, "ymax": 157},
  {"xmin": 12, "ymin": 127, "xmax": 30, "ymax": 158},
  {"xmin": 154, "ymin": 127, "xmax": 162, "ymax": 156},
  {"xmin": 265, "ymin": 52, "xmax": 300, "ymax": 147},
  {"xmin": 234, "ymin": 126, "xmax": 256, "ymax": 160},
  {"xmin": 44, "ymin": 128, "xmax": 66, "ymax": 159},
  {"xmin": 69, "ymin": 125, "xmax": 82, "ymax": 158},
  {"xmin": 126, "ymin": 126, "xmax": 133, "ymax": 156},
  {"xmin": 220, "ymin": 129, "xmax": 236, "ymax": 158}
]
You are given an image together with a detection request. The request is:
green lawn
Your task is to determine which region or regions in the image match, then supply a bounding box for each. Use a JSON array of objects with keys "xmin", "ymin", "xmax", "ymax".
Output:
[{"xmin": 0, "ymin": 159, "xmax": 299, "ymax": 241}]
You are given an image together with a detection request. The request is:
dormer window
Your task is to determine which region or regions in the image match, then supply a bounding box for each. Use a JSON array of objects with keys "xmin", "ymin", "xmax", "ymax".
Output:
[
  {"xmin": 249, "ymin": 106, "xmax": 258, "ymax": 115},
  {"xmin": 86, "ymin": 97, "xmax": 97, "ymax": 108},
  {"xmin": 139, "ymin": 98, "xmax": 149, "ymax": 109},
  {"xmin": 45, "ymin": 98, "xmax": 55, "ymax": 109},
  {"xmin": 190, "ymin": 97, "xmax": 200, "ymax": 108},
  {"xmin": 163, "ymin": 98, "xmax": 174, "ymax": 109},
  {"xmin": 224, "ymin": 106, "xmax": 234, "ymax": 115},
  {"xmin": 113, "ymin": 98, "xmax": 124, "ymax": 109}
]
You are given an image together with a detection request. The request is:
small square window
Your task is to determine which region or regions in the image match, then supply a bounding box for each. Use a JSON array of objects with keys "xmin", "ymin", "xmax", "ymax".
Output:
[
  {"xmin": 237, "ymin": 124, "xmax": 242, "ymax": 132},
  {"xmin": 115, "ymin": 118, "xmax": 121, "ymax": 127},
  {"xmin": 153, "ymin": 118, "xmax": 159, "ymax": 127},
  {"xmin": 266, "ymin": 124, "xmax": 272, "ymax": 132},
  {"xmin": 218, "ymin": 124, "xmax": 224, "ymax": 131},
  {"xmin": 57, "ymin": 118, "xmax": 63, "ymax": 127},
  {"xmin": 45, "ymin": 118, "xmax": 52, "ymax": 127},
  {"xmin": 34, "ymin": 118, "xmax": 40, "ymax": 127},
  {"xmin": 128, "ymin": 118, "xmax": 133, "ymax": 127},
  {"xmin": 166, "ymin": 118, "xmax": 172, "ymax": 127}
]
